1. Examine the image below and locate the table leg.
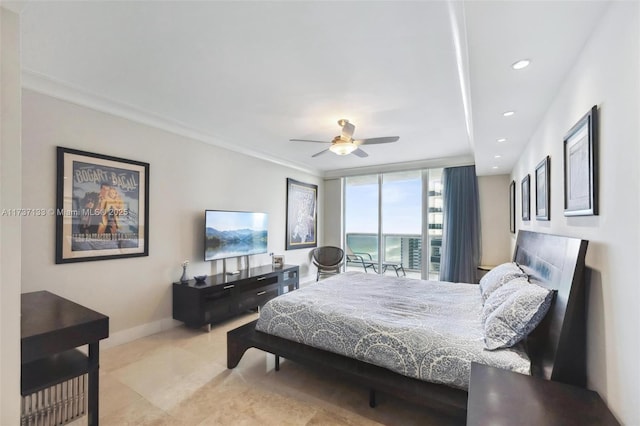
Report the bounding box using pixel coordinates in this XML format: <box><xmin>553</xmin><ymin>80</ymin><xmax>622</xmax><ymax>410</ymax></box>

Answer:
<box><xmin>88</xmin><ymin>342</ymin><xmax>99</xmax><ymax>426</ymax></box>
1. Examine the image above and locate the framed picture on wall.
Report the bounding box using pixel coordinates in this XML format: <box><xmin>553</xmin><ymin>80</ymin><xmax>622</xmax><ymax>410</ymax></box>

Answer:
<box><xmin>285</xmin><ymin>178</ymin><xmax>318</xmax><ymax>250</ymax></box>
<box><xmin>563</xmin><ymin>105</ymin><xmax>598</xmax><ymax>216</ymax></box>
<box><xmin>55</xmin><ymin>147</ymin><xmax>150</xmax><ymax>263</ymax></box>
<box><xmin>521</xmin><ymin>174</ymin><xmax>531</xmax><ymax>221</ymax></box>
<box><xmin>535</xmin><ymin>155</ymin><xmax>551</xmax><ymax>221</ymax></box>
<box><xmin>509</xmin><ymin>180</ymin><xmax>516</xmax><ymax>233</ymax></box>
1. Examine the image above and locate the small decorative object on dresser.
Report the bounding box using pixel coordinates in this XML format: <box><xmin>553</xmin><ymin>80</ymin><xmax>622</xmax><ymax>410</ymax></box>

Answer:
<box><xmin>272</xmin><ymin>255</ymin><xmax>284</xmax><ymax>268</ymax></box>
<box><xmin>194</xmin><ymin>275</ymin><xmax>207</xmax><ymax>284</ymax></box>
<box><xmin>180</xmin><ymin>260</ymin><xmax>189</xmax><ymax>283</ymax></box>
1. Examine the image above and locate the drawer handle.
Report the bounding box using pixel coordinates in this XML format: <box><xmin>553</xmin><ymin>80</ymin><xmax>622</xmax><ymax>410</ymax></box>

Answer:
<box><xmin>223</xmin><ymin>285</ymin><xmax>235</xmax><ymax>289</ymax></box>
<box><xmin>256</xmin><ymin>291</ymin><xmax>267</xmax><ymax>296</ymax></box>
<box><xmin>257</xmin><ymin>277</ymin><xmax>267</xmax><ymax>281</ymax></box>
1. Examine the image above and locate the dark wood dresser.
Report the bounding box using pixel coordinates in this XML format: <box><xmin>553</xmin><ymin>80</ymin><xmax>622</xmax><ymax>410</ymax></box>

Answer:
<box><xmin>467</xmin><ymin>363</ymin><xmax>620</xmax><ymax>426</ymax></box>
<box><xmin>173</xmin><ymin>264</ymin><xmax>299</xmax><ymax>329</ymax></box>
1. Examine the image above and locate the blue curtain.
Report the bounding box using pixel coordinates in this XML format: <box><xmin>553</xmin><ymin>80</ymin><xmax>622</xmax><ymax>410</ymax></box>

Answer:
<box><xmin>439</xmin><ymin>165</ymin><xmax>481</xmax><ymax>283</ymax></box>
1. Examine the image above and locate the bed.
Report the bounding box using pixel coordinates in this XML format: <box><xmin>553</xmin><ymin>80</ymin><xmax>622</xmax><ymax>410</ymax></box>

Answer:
<box><xmin>227</xmin><ymin>231</ymin><xmax>588</xmax><ymax>416</ymax></box>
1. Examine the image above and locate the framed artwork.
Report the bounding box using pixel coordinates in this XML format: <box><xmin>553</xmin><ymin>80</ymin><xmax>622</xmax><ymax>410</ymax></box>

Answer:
<box><xmin>56</xmin><ymin>147</ymin><xmax>149</xmax><ymax>263</ymax></box>
<box><xmin>563</xmin><ymin>105</ymin><xmax>598</xmax><ymax>216</ymax></box>
<box><xmin>535</xmin><ymin>156</ymin><xmax>551</xmax><ymax>221</ymax></box>
<box><xmin>521</xmin><ymin>174</ymin><xmax>530</xmax><ymax>221</ymax></box>
<box><xmin>509</xmin><ymin>180</ymin><xmax>516</xmax><ymax>233</ymax></box>
<box><xmin>285</xmin><ymin>178</ymin><xmax>318</xmax><ymax>250</ymax></box>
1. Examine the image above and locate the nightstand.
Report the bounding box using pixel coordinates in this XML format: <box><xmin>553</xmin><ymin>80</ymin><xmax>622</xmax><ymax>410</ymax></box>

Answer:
<box><xmin>467</xmin><ymin>363</ymin><xmax>619</xmax><ymax>425</ymax></box>
<box><xmin>476</xmin><ymin>265</ymin><xmax>494</xmax><ymax>283</ymax></box>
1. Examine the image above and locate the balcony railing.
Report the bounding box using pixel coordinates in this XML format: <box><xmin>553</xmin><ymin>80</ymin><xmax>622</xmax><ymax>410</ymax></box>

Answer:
<box><xmin>346</xmin><ymin>232</ymin><xmax>441</xmax><ymax>274</ymax></box>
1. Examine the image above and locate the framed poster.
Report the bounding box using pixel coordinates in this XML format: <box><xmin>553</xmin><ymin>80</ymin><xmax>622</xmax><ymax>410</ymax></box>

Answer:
<box><xmin>521</xmin><ymin>174</ymin><xmax>530</xmax><ymax>221</ymax></box>
<box><xmin>535</xmin><ymin>156</ymin><xmax>551</xmax><ymax>221</ymax></box>
<box><xmin>56</xmin><ymin>147</ymin><xmax>149</xmax><ymax>263</ymax></box>
<box><xmin>564</xmin><ymin>105</ymin><xmax>598</xmax><ymax>216</ymax></box>
<box><xmin>509</xmin><ymin>180</ymin><xmax>516</xmax><ymax>233</ymax></box>
<box><xmin>285</xmin><ymin>178</ymin><xmax>318</xmax><ymax>250</ymax></box>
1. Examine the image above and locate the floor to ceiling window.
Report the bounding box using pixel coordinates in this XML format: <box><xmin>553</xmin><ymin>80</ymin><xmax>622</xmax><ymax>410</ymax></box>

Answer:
<box><xmin>344</xmin><ymin>169</ymin><xmax>442</xmax><ymax>280</ymax></box>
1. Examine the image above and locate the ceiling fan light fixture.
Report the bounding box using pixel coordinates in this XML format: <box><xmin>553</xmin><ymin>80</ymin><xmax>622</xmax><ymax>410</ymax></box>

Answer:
<box><xmin>329</xmin><ymin>143</ymin><xmax>357</xmax><ymax>156</ymax></box>
<box><xmin>512</xmin><ymin>59</ymin><xmax>531</xmax><ymax>70</ymax></box>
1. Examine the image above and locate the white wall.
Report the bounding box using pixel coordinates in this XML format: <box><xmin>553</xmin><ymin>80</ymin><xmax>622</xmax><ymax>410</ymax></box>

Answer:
<box><xmin>510</xmin><ymin>3</ymin><xmax>639</xmax><ymax>423</ymax></box>
<box><xmin>0</xmin><ymin>7</ymin><xmax>22</xmax><ymax>424</ymax></box>
<box><xmin>21</xmin><ymin>90</ymin><xmax>322</xmax><ymax>341</ymax></box>
<box><xmin>477</xmin><ymin>174</ymin><xmax>511</xmax><ymax>266</ymax></box>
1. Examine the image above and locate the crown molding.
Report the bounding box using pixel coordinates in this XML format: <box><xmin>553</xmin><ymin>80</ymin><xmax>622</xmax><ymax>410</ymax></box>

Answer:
<box><xmin>21</xmin><ymin>69</ymin><xmax>322</xmax><ymax>177</ymax></box>
<box><xmin>1</xmin><ymin>1</ymin><xmax>29</xmax><ymax>15</ymax></box>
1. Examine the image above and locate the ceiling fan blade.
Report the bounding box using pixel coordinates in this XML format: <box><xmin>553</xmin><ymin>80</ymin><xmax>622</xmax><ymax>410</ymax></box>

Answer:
<box><xmin>290</xmin><ymin>139</ymin><xmax>330</xmax><ymax>143</ymax></box>
<box><xmin>355</xmin><ymin>136</ymin><xmax>400</xmax><ymax>145</ymax></box>
<box><xmin>352</xmin><ymin>148</ymin><xmax>368</xmax><ymax>158</ymax></box>
<box><xmin>311</xmin><ymin>148</ymin><xmax>330</xmax><ymax>157</ymax></box>
<box><xmin>340</xmin><ymin>121</ymin><xmax>355</xmax><ymax>139</ymax></box>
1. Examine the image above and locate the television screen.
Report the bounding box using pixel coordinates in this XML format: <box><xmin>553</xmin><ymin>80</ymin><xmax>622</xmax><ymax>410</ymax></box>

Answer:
<box><xmin>205</xmin><ymin>210</ymin><xmax>268</xmax><ymax>261</ymax></box>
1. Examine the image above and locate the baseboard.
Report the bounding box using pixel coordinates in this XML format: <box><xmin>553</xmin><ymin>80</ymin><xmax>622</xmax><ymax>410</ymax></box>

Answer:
<box><xmin>101</xmin><ymin>317</ymin><xmax>181</xmax><ymax>349</ymax></box>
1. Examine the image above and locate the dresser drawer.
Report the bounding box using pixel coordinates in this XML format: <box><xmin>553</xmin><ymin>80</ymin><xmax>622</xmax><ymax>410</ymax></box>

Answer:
<box><xmin>201</xmin><ymin>285</ymin><xmax>234</xmax><ymax>302</ymax></box>
<box><xmin>236</xmin><ymin>284</ymin><xmax>279</xmax><ymax>312</ymax></box>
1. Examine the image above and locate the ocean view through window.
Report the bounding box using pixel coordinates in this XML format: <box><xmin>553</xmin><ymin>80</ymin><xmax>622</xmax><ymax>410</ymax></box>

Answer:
<box><xmin>344</xmin><ymin>169</ymin><xmax>442</xmax><ymax>280</ymax></box>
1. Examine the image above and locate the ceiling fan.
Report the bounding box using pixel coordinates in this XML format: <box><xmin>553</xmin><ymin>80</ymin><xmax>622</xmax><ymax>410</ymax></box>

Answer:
<box><xmin>290</xmin><ymin>119</ymin><xmax>399</xmax><ymax>157</ymax></box>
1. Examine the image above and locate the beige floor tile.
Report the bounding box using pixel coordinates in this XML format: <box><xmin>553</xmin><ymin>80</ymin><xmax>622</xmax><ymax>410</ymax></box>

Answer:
<box><xmin>99</xmin><ymin>372</ymin><xmax>144</xmax><ymax>418</ymax></box>
<box><xmin>112</xmin><ymin>346</ymin><xmax>227</xmax><ymax>411</ymax></box>
<box><xmin>93</xmin><ymin>316</ymin><xmax>464</xmax><ymax>426</ymax></box>
<box><xmin>100</xmin><ymin>397</ymin><xmax>173</xmax><ymax>426</ymax></box>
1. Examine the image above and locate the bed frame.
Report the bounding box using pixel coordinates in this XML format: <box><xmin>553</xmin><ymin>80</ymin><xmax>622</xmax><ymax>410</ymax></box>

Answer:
<box><xmin>227</xmin><ymin>230</ymin><xmax>588</xmax><ymax>417</ymax></box>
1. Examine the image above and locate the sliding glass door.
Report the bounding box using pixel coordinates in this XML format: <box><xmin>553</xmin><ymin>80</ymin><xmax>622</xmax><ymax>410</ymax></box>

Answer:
<box><xmin>344</xmin><ymin>175</ymin><xmax>380</xmax><ymax>271</ymax></box>
<box><xmin>344</xmin><ymin>169</ymin><xmax>442</xmax><ymax>280</ymax></box>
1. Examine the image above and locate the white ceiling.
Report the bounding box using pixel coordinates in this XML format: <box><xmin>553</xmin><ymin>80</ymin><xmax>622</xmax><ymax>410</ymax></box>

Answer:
<box><xmin>16</xmin><ymin>1</ymin><xmax>610</xmax><ymax>177</ymax></box>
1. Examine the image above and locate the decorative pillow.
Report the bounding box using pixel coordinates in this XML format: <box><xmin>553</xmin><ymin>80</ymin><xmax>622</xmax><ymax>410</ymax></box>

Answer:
<box><xmin>481</xmin><ymin>277</ymin><xmax>529</xmax><ymax>324</ymax></box>
<box><xmin>479</xmin><ymin>262</ymin><xmax>528</xmax><ymax>302</ymax></box>
<box><xmin>483</xmin><ymin>280</ymin><xmax>555</xmax><ymax>350</ymax></box>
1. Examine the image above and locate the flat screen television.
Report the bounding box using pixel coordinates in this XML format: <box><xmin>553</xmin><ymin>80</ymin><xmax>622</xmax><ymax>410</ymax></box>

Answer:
<box><xmin>204</xmin><ymin>210</ymin><xmax>268</xmax><ymax>261</ymax></box>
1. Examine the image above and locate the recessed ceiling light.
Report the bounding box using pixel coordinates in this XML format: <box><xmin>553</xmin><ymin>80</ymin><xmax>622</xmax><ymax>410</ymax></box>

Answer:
<box><xmin>512</xmin><ymin>59</ymin><xmax>531</xmax><ymax>70</ymax></box>
<box><xmin>494</xmin><ymin>155</ymin><xmax>502</xmax><ymax>159</ymax></box>
<box><xmin>503</xmin><ymin>111</ymin><xmax>515</xmax><ymax>117</ymax></box>
<box><xmin>492</xmin><ymin>166</ymin><xmax>499</xmax><ymax>169</ymax></box>
<box><xmin>497</xmin><ymin>138</ymin><xmax>507</xmax><ymax>143</ymax></box>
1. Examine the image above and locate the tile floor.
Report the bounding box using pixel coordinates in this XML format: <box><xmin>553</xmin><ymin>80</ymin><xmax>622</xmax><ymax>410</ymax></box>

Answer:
<box><xmin>73</xmin><ymin>313</ymin><xmax>465</xmax><ymax>425</ymax></box>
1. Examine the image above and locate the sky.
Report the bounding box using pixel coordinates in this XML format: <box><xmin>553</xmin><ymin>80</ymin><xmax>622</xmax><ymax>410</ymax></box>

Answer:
<box><xmin>345</xmin><ymin>178</ymin><xmax>422</xmax><ymax>235</ymax></box>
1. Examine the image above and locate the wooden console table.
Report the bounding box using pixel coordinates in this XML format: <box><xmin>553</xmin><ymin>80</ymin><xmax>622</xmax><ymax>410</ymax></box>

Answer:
<box><xmin>21</xmin><ymin>291</ymin><xmax>109</xmax><ymax>426</ymax></box>
<box><xmin>467</xmin><ymin>363</ymin><xmax>619</xmax><ymax>425</ymax></box>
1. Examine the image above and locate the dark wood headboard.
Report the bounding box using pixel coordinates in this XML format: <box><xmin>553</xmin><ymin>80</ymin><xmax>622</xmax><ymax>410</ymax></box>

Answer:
<box><xmin>512</xmin><ymin>230</ymin><xmax>588</xmax><ymax>387</ymax></box>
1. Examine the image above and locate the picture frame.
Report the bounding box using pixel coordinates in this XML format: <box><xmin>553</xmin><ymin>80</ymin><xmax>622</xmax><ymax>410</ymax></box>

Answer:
<box><xmin>509</xmin><ymin>180</ymin><xmax>516</xmax><ymax>233</ymax></box>
<box><xmin>272</xmin><ymin>255</ymin><xmax>285</xmax><ymax>268</ymax></box>
<box><xmin>285</xmin><ymin>178</ymin><xmax>318</xmax><ymax>250</ymax></box>
<box><xmin>521</xmin><ymin>174</ymin><xmax>530</xmax><ymax>221</ymax></box>
<box><xmin>535</xmin><ymin>156</ymin><xmax>551</xmax><ymax>221</ymax></box>
<box><xmin>56</xmin><ymin>147</ymin><xmax>150</xmax><ymax>263</ymax></box>
<box><xmin>563</xmin><ymin>105</ymin><xmax>598</xmax><ymax>216</ymax></box>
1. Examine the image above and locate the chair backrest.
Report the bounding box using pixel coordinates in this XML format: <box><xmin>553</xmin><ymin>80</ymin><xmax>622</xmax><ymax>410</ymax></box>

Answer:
<box><xmin>312</xmin><ymin>246</ymin><xmax>344</xmax><ymax>267</ymax></box>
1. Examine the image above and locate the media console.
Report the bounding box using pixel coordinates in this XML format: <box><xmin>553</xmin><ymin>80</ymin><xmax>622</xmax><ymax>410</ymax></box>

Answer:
<box><xmin>172</xmin><ymin>264</ymin><xmax>299</xmax><ymax>329</ymax></box>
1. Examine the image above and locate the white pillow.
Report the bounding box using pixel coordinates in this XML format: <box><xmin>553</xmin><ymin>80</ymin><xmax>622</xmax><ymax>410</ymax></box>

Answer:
<box><xmin>483</xmin><ymin>279</ymin><xmax>555</xmax><ymax>350</ymax></box>
<box><xmin>479</xmin><ymin>262</ymin><xmax>527</xmax><ymax>302</ymax></box>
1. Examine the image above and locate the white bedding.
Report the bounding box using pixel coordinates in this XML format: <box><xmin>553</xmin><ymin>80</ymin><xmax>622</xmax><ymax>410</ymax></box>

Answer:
<box><xmin>256</xmin><ymin>272</ymin><xmax>531</xmax><ymax>390</ymax></box>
